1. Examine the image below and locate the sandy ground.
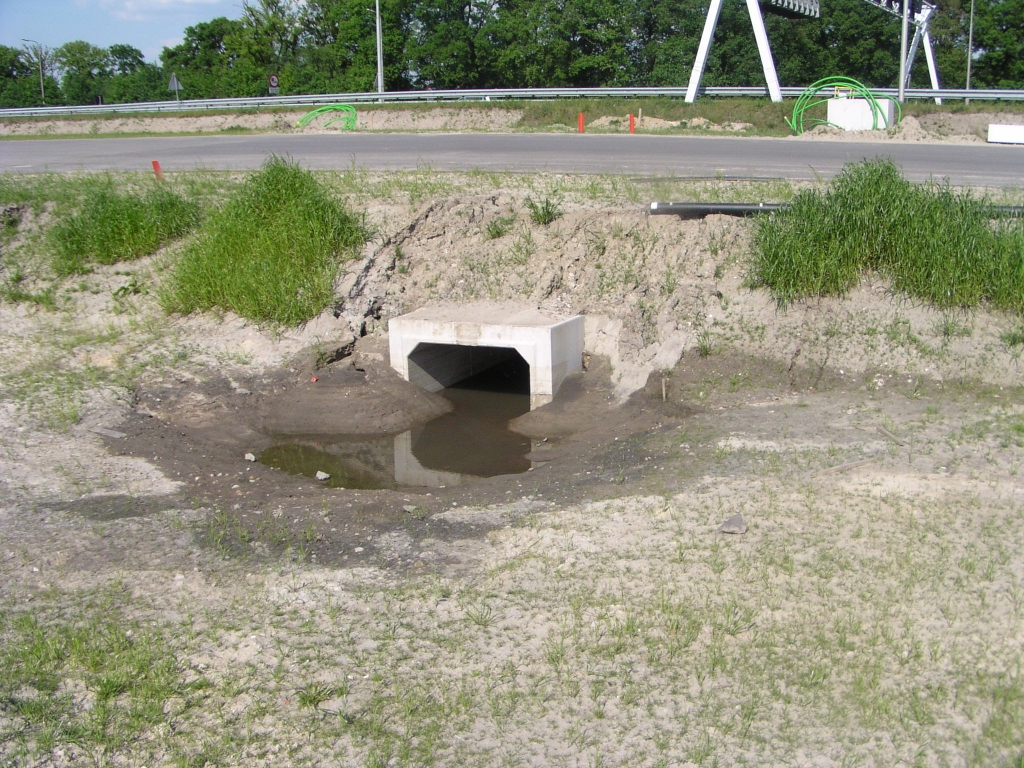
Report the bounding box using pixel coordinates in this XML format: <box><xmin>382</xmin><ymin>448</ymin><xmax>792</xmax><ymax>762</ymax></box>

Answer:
<box><xmin>1</xmin><ymin>105</ymin><xmax>1016</xmax><ymax>144</ymax></box>
<box><xmin>1</xmin><ymin>171</ymin><xmax>1023</xmax><ymax>766</ymax></box>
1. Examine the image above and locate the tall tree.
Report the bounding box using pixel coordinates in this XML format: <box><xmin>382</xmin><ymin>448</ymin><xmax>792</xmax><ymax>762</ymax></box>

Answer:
<box><xmin>161</xmin><ymin>17</ymin><xmax>246</xmax><ymax>98</ymax></box>
<box><xmin>406</xmin><ymin>0</ymin><xmax>494</xmax><ymax>88</ymax></box>
<box><xmin>972</xmin><ymin>0</ymin><xmax>1024</xmax><ymax>86</ymax></box>
<box><xmin>108</xmin><ymin>44</ymin><xmax>145</xmax><ymax>76</ymax></box>
<box><xmin>291</xmin><ymin>0</ymin><xmax>411</xmax><ymax>93</ymax></box>
<box><xmin>54</xmin><ymin>41</ymin><xmax>110</xmax><ymax>104</ymax></box>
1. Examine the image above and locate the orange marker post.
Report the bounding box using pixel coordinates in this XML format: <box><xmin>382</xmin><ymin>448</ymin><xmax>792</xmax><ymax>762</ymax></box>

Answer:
<box><xmin>152</xmin><ymin>160</ymin><xmax>163</xmax><ymax>181</ymax></box>
<box><xmin>578</xmin><ymin>113</ymin><xmax>585</xmax><ymax>133</ymax></box>
<box><xmin>629</xmin><ymin>113</ymin><xmax>635</xmax><ymax>133</ymax></box>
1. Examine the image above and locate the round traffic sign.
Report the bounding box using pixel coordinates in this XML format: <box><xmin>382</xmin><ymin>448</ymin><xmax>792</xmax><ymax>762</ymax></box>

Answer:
<box><xmin>269</xmin><ymin>74</ymin><xmax>280</xmax><ymax>88</ymax></box>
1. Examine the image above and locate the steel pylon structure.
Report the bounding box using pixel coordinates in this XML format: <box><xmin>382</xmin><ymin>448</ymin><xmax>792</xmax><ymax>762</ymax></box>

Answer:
<box><xmin>684</xmin><ymin>0</ymin><xmax>942</xmax><ymax>103</ymax></box>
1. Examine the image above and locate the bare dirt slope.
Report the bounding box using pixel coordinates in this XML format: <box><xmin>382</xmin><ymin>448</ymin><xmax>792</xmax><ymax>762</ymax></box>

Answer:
<box><xmin>1</xmin><ymin>105</ymin><xmax>1015</xmax><ymax>143</ymax></box>
<box><xmin>1</xmin><ymin>172</ymin><xmax>1023</xmax><ymax>766</ymax></box>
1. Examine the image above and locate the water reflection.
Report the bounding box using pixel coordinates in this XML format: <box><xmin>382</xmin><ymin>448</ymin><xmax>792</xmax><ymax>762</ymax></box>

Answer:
<box><xmin>261</xmin><ymin>356</ymin><xmax>535</xmax><ymax>488</ymax></box>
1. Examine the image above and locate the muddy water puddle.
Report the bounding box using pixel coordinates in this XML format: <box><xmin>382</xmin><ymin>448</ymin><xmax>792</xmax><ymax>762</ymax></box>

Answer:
<box><xmin>261</xmin><ymin>364</ymin><xmax>535</xmax><ymax>488</ymax></box>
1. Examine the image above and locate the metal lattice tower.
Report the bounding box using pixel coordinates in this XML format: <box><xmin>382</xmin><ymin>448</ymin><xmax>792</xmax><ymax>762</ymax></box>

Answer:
<box><xmin>684</xmin><ymin>0</ymin><xmax>941</xmax><ymax>103</ymax></box>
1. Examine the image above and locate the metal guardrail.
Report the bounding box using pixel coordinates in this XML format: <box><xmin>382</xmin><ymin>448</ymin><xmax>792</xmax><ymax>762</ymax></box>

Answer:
<box><xmin>1</xmin><ymin>86</ymin><xmax>1023</xmax><ymax>119</ymax></box>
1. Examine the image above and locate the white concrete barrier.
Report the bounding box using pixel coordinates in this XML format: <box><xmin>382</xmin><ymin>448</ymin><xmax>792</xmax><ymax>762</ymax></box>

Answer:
<box><xmin>987</xmin><ymin>124</ymin><xmax>1024</xmax><ymax>144</ymax></box>
<box><xmin>389</xmin><ymin>305</ymin><xmax>584</xmax><ymax>409</ymax></box>
<box><xmin>826</xmin><ymin>98</ymin><xmax>895</xmax><ymax>131</ymax></box>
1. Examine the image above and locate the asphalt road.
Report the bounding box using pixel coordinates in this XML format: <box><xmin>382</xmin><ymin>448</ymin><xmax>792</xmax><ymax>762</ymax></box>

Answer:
<box><xmin>2</xmin><ymin>133</ymin><xmax>1022</xmax><ymax>185</ymax></box>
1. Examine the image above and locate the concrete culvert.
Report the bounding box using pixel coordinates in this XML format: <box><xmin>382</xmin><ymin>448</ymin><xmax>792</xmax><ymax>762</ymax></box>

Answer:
<box><xmin>389</xmin><ymin>304</ymin><xmax>584</xmax><ymax>409</ymax></box>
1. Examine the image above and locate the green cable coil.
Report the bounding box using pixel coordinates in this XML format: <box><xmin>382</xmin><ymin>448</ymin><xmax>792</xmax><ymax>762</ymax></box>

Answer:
<box><xmin>786</xmin><ymin>77</ymin><xmax>901</xmax><ymax>135</ymax></box>
<box><xmin>295</xmin><ymin>104</ymin><xmax>358</xmax><ymax>130</ymax></box>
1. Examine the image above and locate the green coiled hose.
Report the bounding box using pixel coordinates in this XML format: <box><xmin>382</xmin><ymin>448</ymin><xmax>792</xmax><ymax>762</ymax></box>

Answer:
<box><xmin>786</xmin><ymin>76</ymin><xmax>901</xmax><ymax>135</ymax></box>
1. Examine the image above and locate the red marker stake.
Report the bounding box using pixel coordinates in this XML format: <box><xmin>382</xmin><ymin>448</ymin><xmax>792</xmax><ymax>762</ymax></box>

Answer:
<box><xmin>152</xmin><ymin>160</ymin><xmax>163</xmax><ymax>181</ymax></box>
<box><xmin>578</xmin><ymin>113</ymin><xmax>585</xmax><ymax>133</ymax></box>
<box><xmin>629</xmin><ymin>113</ymin><xmax>635</xmax><ymax>133</ymax></box>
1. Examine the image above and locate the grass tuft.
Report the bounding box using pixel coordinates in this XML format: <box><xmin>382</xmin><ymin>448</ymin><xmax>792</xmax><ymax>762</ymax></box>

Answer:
<box><xmin>0</xmin><ymin>599</ymin><xmax>184</xmax><ymax>759</ymax></box>
<box><xmin>750</xmin><ymin>159</ymin><xmax>1024</xmax><ymax>313</ymax></box>
<box><xmin>161</xmin><ymin>157</ymin><xmax>366</xmax><ymax>325</ymax></box>
<box><xmin>1001</xmin><ymin>327</ymin><xmax>1024</xmax><ymax>347</ymax></box>
<box><xmin>49</xmin><ymin>182</ymin><xmax>198</xmax><ymax>276</ymax></box>
<box><xmin>525</xmin><ymin>195</ymin><xmax>563</xmax><ymax>226</ymax></box>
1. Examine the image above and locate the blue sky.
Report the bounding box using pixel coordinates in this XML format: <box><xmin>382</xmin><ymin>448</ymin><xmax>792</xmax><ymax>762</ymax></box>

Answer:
<box><xmin>0</xmin><ymin>0</ymin><xmax>246</xmax><ymax>64</ymax></box>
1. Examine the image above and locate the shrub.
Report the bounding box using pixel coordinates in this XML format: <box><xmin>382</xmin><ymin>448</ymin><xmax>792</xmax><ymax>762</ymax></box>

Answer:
<box><xmin>161</xmin><ymin>157</ymin><xmax>367</xmax><ymax>325</ymax></box>
<box><xmin>749</xmin><ymin>159</ymin><xmax>1024</xmax><ymax>313</ymax></box>
<box><xmin>49</xmin><ymin>183</ymin><xmax>198</xmax><ymax>276</ymax></box>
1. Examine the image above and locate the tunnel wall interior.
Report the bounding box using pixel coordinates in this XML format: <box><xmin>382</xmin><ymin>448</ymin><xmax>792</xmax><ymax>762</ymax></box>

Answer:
<box><xmin>407</xmin><ymin>343</ymin><xmax>524</xmax><ymax>393</ymax></box>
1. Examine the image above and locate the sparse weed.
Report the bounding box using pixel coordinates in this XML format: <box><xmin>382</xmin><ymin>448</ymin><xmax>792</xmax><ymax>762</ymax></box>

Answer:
<box><xmin>525</xmin><ymin>195</ymin><xmax>563</xmax><ymax>225</ymax></box>
<box><xmin>696</xmin><ymin>328</ymin><xmax>714</xmax><ymax>357</ymax></box>
<box><xmin>485</xmin><ymin>214</ymin><xmax>515</xmax><ymax>239</ymax></box>
<box><xmin>1001</xmin><ymin>327</ymin><xmax>1024</xmax><ymax>348</ymax></box>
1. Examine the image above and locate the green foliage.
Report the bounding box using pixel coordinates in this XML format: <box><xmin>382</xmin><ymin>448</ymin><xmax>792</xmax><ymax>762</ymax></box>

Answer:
<box><xmin>161</xmin><ymin>157</ymin><xmax>367</xmax><ymax>325</ymax></box>
<box><xmin>54</xmin><ymin>40</ymin><xmax>111</xmax><ymax>105</ymax></box>
<box><xmin>0</xmin><ymin>600</ymin><xmax>185</xmax><ymax>758</ymax></box>
<box><xmin>4</xmin><ymin>0</ymin><xmax>1024</xmax><ymax>109</ymax></box>
<box><xmin>1001</xmin><ymin>327</ymin><xmax>1024</xmax><ymax>348</ymax></box>
<box><xmin>49</xmin><ymin>182</ymin><xmax>199</xmax><ymax>276</ymax></box>
<box><xmin>750</xmin><ymin>159</ymin><xmax>1024</xmax><ymax>313</ymax></box>
<box><xmin>485</xmin><ymin>214</ymin><xmax>516</xmax><ymax>239</ymax></box>
<box><xmin>525</xmin><ymin>195</ymin><xmax>563</xmax><ymax>225</ymax></box>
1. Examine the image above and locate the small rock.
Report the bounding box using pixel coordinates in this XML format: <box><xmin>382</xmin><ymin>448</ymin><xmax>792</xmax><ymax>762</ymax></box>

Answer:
<box><xmin>236</xmin><ymin>388</ymin><xmax>251</xmax><ymax>396</ymax></box>
<box><xmin>403</xmin><ymin>505</ymin><xmax>417</xmax><ymax>513</ymax></box>
<box><xmin>717</xmin><ymin>513</ymin><xmax>747</xmax><ymax>534</ymax></box>
<box><xmin>354</xmin><ymin>547</ymin><xmax>364</xmax><ymax>553</ymax></box>
<box><xmin>315</xmin><ymin>471</ymin><xmax>330</xmax><ymax>481</ymax></box>
<box><xmin>244</xmin><ymin>453</ymin><xmax>257</xmax><ymax>462</ymax></box>
<box><xmin>90</xmin><ymin>427</ymin><xmax>127</xmax><ymax>439</ymax></box>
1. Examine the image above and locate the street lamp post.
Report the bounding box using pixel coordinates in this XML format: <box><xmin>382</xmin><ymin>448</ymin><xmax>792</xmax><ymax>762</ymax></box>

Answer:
<box><xmin>21</xmin><ymin>38</ymin><xmax>44</xmax><ymax>105</ymax></box>
<box><xmin>897</xmin><ymin>0</ymin><xmax>910</xmax><ymax>103</ymax></box>
<box><xmin>965</xmin><ymin>0</ymin><xmax>976</xmax><ymax>103</ymax></box>
<box><xmin>374</xmin><ymin>0</ymin><xmax>384</xmax><ymax>94</ymax></box>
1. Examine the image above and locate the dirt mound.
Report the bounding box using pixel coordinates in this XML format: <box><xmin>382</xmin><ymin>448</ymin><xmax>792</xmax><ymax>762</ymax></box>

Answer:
<box><xmin>795</xmin><ymin>111</ymin><xmax>1003</xmax><ymax>143</ymax></box>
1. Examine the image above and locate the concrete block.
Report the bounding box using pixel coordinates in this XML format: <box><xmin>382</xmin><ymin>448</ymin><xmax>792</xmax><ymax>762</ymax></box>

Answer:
<box><xmin>389</xmin><ymin>305</ymin><xmax>584</xmax><ymax>409</ymax></box>
<box><xmin>826</xmin><ymin>98</ymin><xmax>895</xmax><ymax>132</ymax></box>
<box><xmin>988</xmin><ymin>124</ymin><xmax>1024</xmax><ymax>145</ymax></box>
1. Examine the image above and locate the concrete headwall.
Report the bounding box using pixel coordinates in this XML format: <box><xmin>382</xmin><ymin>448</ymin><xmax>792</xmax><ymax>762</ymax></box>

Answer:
<box><xmin>389</xmin><ymin>306</ymin><xmax>585</xmax><ymax>409</ymax></box>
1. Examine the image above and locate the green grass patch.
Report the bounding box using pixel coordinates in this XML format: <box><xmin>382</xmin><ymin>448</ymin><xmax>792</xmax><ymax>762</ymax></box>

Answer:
<box><xmin>750</xmin><ymin>159</ymin><xmax>1024</xmax><ymax>312</ymax></box>
<box><xmin>49</xmin><ymin>181</ymin><xmax>198</xmax><ymax>276</ymax></box>
<box><xmin>161</xmin><ymin>157</ymin><xmax>367</xmax><ymax>325</ymax></box>
<box><xmin>0</xmin><ymin>596</ymin><xmax>188</xmax><ymax>761</ymax></box>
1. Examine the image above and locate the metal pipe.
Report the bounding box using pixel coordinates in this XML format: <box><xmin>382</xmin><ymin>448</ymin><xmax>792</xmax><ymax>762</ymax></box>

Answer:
<box><xmin>649</xmin><ymin>202</ymin><xmax>1024</xmax><ymax>219</ymax></box>
<box><xmin>649</xmin><ymin>202</ymin><xmax>786</xmax><ymax>218</ymax></box>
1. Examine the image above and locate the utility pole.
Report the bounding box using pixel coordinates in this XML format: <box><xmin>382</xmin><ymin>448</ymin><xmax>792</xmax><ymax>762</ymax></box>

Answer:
<box><xmin>375</xmin><ymin>0</ymin><xmax>384</xmax><ymax>94</ymax></box>
<box><xmin>21</xmin><ymin>39</ymin><xmax>44</xmax><ymax>105</ymax></box>
<box><xmin>898</xmin><ymin>0</ymin><xmax>910</xmax><ymax>102</ymax></box>
<box><xmin>965</xmin><ymin>0</ymin><xmax>975</xmax><ymax>102</ymax></box>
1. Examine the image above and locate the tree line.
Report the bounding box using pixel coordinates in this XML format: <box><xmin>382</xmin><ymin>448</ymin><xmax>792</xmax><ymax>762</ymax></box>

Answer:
<box><xmin>2</xmin><ymin>0</ymin><xmax>1022</xmax><ymax>108</ymax></box>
